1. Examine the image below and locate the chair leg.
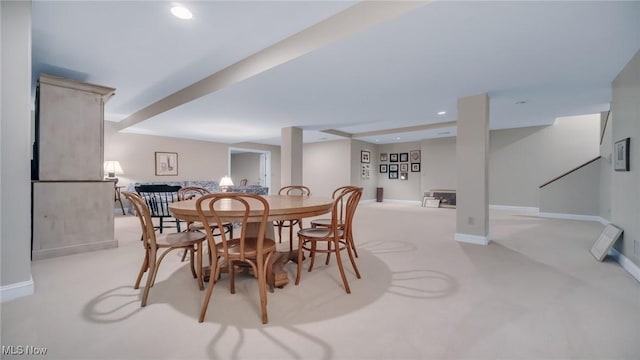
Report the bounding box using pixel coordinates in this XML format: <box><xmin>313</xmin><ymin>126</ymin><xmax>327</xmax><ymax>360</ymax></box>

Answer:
<box><xmin>277</xmin><ymin>221</ymin><xmax>283</xmax><ymax>243</ymax></box>
<box><xmin>159</xmin><ymin>218</ymin><xmax>164</xmax><ymax>234</ymax></box>
<box><xmin>348</xmin><ymin>229</ymin><xmax>359</xmax><ymax>258</ymax></box>
<box><xmin>288</xmin><ymin>223</ymin><xmax>294</xmax><ymax>252</ymax></box>
<box><xmin>141</xmin><ymin>251</ymin><xmax>158</xmax><ymax>307</ymax></box>
<box><xmin>196</xmin><ymin>243</ymin><xmax>204</xmax><ymax>290</ymax></box>
<box><xmin>135</xmin><ymin>251</ymin><xmax>149</xmax><ymax>289</ymax></box>
<box><xmin>229</xmin><ymin>261</ymin><xmax>236</xmax><ymax>294</ymax></box>
<box><xmin>189</xmin><ymin>248</ymin><xmax>197</xmax><ymax>279</ymax></box>
<box><xmin>257</xmin><ymin>256</ymin><xmax>270</xmax><ymax>324</ymax></box>
<box><xmin>308</xmin><ymin>241</ymin><xmax>317</xmax><ymax>272</ymax></box>
<box><xmin>333</xmin><ymin>238</ymin><xmax>351</xmax><ymax>294</ymax></box>
<box><xmin>198</xmin><ymin>269</ymin><xmax>217</xmax><ymax>322</ymax></box>
<box><xmin>295</xmin><ymin>237</ymin><xmax>305</xmax><ymax>285</ymax></box>
<box><xmin>345</xmin><ymin>239</ymin><xmax>361</xmax><ymax>279</ymax></box>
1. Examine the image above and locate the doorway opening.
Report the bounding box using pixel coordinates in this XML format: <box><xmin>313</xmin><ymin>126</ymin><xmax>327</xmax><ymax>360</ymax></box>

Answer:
<box><xmin>229</xmin><ymin>147</ymin><xmax>271</xmax><ymax>192</ymax></box>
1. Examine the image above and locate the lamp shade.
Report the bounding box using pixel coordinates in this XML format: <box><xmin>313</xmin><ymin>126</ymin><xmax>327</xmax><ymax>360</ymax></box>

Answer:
<box><xmin>103</xmin><ymin>161</ymin><xmax>123</xmax><ymax>176</ymax></box>
<box><xmin>219</xmin><ymin>176</ymin><xmax>234</xmax><ymax>187</ymax></box>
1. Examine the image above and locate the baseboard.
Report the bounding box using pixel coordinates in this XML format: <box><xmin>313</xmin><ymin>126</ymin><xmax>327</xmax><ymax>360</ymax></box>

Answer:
<box><xmin>455</xmin><ymin>233</ymin><xmax>491</xmax><ymax>245</ymax></box>
<box><xmin>609</xmin><ymin>248</ymin><xmax>640</xmax><ymax>283</ymax></box>
<box><xmin>32</xmin><ymin>240</ymin><xmax>118</xmax><ymax>261</ymax></box>
<box><xmin>380</xmin><ymin>199</ymin><xmax>423</xmax><ymax>206</ymax></box>
<box><xmin>0</xmin><ymin>276</ymin><xmax>34</xmax><ymax>303</ymax></box>
<box><xmin>539</xmin><ymin>212</ymin><xmax>605</xmax><ymax>223</ymax></box>
<box><xmin>490</xmin><ymin>205</ymin><xmax>539</xmax><ymax>214</ymax></box>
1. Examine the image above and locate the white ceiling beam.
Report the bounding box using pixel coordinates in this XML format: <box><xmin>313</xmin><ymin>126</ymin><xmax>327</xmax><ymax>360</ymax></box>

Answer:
<box><xmin>116</xmin><ymin>0</ymin><xmax>430</xmax><ymax>130</ymax></box>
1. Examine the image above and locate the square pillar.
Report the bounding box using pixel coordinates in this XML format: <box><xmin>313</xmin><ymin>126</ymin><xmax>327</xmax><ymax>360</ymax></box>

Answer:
<box><xmin>455</xmin><ymin>93</ymin><xmax>490</xmax><ymax>245</ymax></box>
<box><xmin>281</xmin><ymin>127</ymin><xmax>303</xmax><ymax>186</ymax></box>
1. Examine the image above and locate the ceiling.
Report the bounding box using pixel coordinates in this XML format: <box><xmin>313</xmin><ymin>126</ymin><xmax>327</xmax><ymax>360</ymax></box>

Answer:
<box><xmin>32</xmin><ymin>1</ymin><xmax>640</xmax><ymax>146</ymax></box>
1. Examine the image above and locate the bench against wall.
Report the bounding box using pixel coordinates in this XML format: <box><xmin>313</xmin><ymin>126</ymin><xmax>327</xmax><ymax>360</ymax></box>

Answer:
<box><xmin>122</xmin><ymin>181</ymin><xmax>269</xmax><ymax>214</ymax></box>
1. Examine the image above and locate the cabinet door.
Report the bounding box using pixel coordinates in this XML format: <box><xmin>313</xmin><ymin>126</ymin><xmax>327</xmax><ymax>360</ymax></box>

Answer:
<box><xmin>38</xmin><ymin>83</ymin><xmax>104</xmax><ymax>180</ymax></box>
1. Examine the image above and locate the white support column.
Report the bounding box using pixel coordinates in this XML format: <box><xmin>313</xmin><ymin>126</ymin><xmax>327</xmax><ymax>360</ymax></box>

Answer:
<box><xmin>455</xmin><ymin>93</ymin><xmax>490</xmax><ymax>245</ymax></box>
<box><xmin>281</xmin><ymin>127</ymin><xmax>303</xmax><ymax>187</ymax></box>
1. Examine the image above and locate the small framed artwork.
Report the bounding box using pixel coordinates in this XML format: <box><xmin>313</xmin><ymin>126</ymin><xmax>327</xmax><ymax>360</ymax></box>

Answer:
<box><xmin>389</xmin><ymin>171</ymin><xmax>398</xmax><ymax>179</ymax></box>
<box><xmin>400</xmin><ymin>172</ymin><xmax>408</xmax><ymax>180</ymax></box>
<box><xmin>380</xmin><ymin>153</ymin><xmax>388</xmax><ymax>162</ymax></box>
<box><xmin>389</xmin><ymin>164</ymin><xmax>399</xmax><ymax>172</ymax></box>
<box><xmin>410</xmin><ymin>150</ymin><xmax>421</xmax><ymax>162</ymax></box>
<box><xmin>389</xmin><ymin>153</ymin><xmax>399</xmax><ymax>162</ymax></box>
<box><xmin>614</xmin><ymin>138</ymin><xmax>630</xmax><ymax>171</ymax></box>
<box><xmin>399</xmin><ymin>152</ymin><xmax>409</xmax><ymax>162</ymax></box>
<box><xmin>411</xmin><ymin>163</ymin><xmax>421</xmax><ymax>172</ymax></box>
<box><xmin>590</xmin><ymin>224</ymin><xmax>623</xmax><ymax>261</ymax></box>
<box><xmin>155</xmin><ymin>152</ymin><xmax>178</xmax><ymax>176</ymax></box>
<box><xmin>380</xmin><ymin>164</ymin><xmax>388</xmax><ymax>173</ymax></box>
<box><xmin>361</xmin><ymin>164</ymin><xmax>371</xmax><ymax>179</ymax></box>
<box><xmin>361</xmin><ymin>150</ymin><xmax>371</xmax><ymax>164</ymax></box>
<box><xmin>400</xmin><ymin>163</ymin><xmax>409</xmax><ymax>172</ymax></box>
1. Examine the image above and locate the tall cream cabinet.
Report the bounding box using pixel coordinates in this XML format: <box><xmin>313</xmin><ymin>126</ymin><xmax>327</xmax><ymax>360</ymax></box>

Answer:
<box><xmin>31</xmin><ymin>74</ymin><xmax>117</xmax><ymax>260</ymax></box>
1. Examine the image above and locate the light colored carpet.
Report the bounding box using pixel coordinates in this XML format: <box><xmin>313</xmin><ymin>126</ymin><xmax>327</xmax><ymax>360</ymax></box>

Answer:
<box><xmin>1</xmin><ymin>202</ymin><xmax>639</xmax><ymax>359</ymax></box>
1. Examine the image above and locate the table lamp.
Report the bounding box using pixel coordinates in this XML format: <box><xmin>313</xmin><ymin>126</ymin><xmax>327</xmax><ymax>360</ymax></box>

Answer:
<box><xmin>219</xmin><ymin>176</ymin><xmax>234</xmax><ymax>192</ymax></box>
<box><xmin>104</xmin><ymin>160</ymin><xmax>123</xmax><ymax>184</ymax></box>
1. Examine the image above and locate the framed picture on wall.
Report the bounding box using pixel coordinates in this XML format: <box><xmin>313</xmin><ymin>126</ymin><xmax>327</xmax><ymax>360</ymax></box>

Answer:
<box><xmin>389</xmin><ymin>164</ymin><xmax>398</xmax><ymax>172</ymax></box>
<box><xmin>361</xmin><ymin>150</ymin><xmax>371</xmax><ymax>164</ymax></box>
<box><xmin>380</xmin><ymin>164</ymin><xmax>388</xmax><ymax>173</ymax></box>
<box><xmin>380</xmin><ymin>153</ymin><xmax>388</xmax><ymax>162</ymax></box>
<box><xmin>400</xmin><ymin>163</ymin><xmax>409</xmax><ymax>172</ymax></box>
<box><xmin>155</xmin><ymin>152</ymin><xmax>178</xmax><ymax>176</ymax></box>
<box><xmin>389</xmin><ymin>171</ymin><xmax>398</xmax><ymax>179</ymax></box>
<box><xmin>410</xmin><ymin>150</ymin><xmax>421</xmax><ymax>162</ymax></box>
<box><xmin>399</xmin><ymin>152</ymin><xmax>409</xmax><ymax>162</ymax></box>
<box><xmin>614</xmin><ymin>138</ymin><xmax>630</xmax><ymax>171</ymax></box>
<box><xmin>411</xmin><ymin>163</ymin><xmax>421</xmax><ymax>172</ymax></box>
<box><xmin>389</xmin><ymin>153</ymin><xmax>399</xmax><ymax>162</ymax></box>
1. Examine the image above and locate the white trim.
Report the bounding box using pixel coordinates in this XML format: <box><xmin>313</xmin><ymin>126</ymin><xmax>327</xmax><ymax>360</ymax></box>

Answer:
<box><xmin>609</xmin><ymin>248</ymin><xmax>640</xmax><ymax>283</ymax></box>
<box><xmin>489</xmin><ymin>205</ymin><xmax>539</xmax><ymax>214</ymax></box>
<box><xmin>0</xmin><ymin>276</ymin><xmax>34</xmax><ymax>303</ymax></box>
<box><xmin>539</xmin><ymin>212</ymin><xmax>604</xmax><ymax>223</ymax></box>
<box><xmin>455</xmin><ymin>233</ymin><xmax>490</xmax><ymax>245</ymax></box>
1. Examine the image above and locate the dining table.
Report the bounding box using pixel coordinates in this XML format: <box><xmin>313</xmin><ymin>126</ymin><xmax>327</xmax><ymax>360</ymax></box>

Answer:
<box><xmin>168</xmin><ymin>194</ymin><xmax>334</xmax><ymax>288</ymax></box>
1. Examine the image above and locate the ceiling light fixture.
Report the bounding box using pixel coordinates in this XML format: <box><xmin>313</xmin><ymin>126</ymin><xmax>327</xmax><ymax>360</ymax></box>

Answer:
<box><xmin>437</xmin><ymin>111</ymin><xmax>446</xmax><ymax>115</ymax></box>
<box><xmin>171</xmin><ymin>5</ymin><xmax>193</xmax><ymax>20</ymax></box>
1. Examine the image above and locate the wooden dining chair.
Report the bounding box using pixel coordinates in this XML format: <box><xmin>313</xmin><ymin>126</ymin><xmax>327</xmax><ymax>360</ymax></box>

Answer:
<box><xmin>274</xmin><ymin>185</ymin><xmax>311</xmax><ymax>251</ymax></box>
<box><xmin>295</xmin><ymin>187</ymin><xmax>362</xmax><ymax>293</ymax></box>
<box><xmin>177</xmin><ymin>186</ymin><xmax>233</xmax><ymax>263</ymax></box>
<box><xmin>123</xmin><ymin>192</ymin><xmax>207</xmax><ymax>307</ymax></box>
<box><xmin>310</xmin><ymin>185</ymin><xmax>360</xmax><ymax>262</ymax></box>
<box><xmin>196</xmin><ymin>193</ymin><xmax>276</xmax><ymax>324</ymax></box>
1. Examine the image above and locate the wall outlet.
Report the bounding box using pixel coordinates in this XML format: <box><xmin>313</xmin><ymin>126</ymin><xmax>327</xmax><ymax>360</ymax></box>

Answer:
<box><xmin>468</xmin><ymin>216</ymin><xmax>475</xmax><ymax>225</ymax></box>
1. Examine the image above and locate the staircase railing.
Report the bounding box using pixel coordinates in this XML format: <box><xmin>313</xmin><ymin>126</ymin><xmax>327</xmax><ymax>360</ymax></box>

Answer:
<box><xmin>539</xmin><ymin>157</ymin><xmax>601</xmax><ymax>189</ymax></box>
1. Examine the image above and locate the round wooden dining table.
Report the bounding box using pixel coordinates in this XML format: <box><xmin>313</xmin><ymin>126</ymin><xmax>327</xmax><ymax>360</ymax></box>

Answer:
<box><xmin>169</xmin><ymin>194</ymin><xmax>334</xmax><ymax>288</ymax></box>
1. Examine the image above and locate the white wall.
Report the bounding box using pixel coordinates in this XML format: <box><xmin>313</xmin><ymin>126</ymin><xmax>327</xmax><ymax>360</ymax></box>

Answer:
<box><xmin>105</xmin><ymin>122</ymin><xmax>229</xmax><ymax>187</ymax></box>
<box><xmin>420</xmin><ymin>137</ymin><xmax>457</xmax><ymax>194</ymax></box>
<box><xmin>599</xmin><ymin>112</ymin><xmax>613</xmax><ymax>220</ymax></box>
<box><xmin>539</xmin><ymin>159</ymin><xmax>601</xmax><ymax>216</ymax></box>
<box><xmin>490</xmin><ymin>115</ymin><xmax>600</xmax><ymax>207</ymax></box>
<box><xmin>303</xmin><ymin>139</ymin><xmax>351</xmax><ymax>197</ymax></box>
<box><xmin>230</xmin><ymin>152</ymin><xmax>261</xmax><ymax>186</ymax></box>
<box><xmin>610</xmin><ymin>50</ymin><xmax>640</xmax><ymax>266</ymax></box>
<box><xmin>1</xmin><ymin>0</ymin><xmax>33</xmax><ymax>298</ymax></box>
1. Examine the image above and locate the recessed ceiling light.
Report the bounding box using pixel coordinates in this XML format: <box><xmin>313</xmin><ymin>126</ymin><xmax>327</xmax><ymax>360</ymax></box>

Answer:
<box><xmin>396</xmin><ymin>137</ymin><xmax>401</xmax><ymax>140</ymax></box>
<box><xmin>171</xmin><ymin>5</ymin><xmax>193</xmax><ymax>20</ymax></box>
<box><xmin>437</xmin><ymin>111</ymin><xmax>446</xmax><ymax>115</ymax></box>
<box><xmin>375</xmin><ymin>139</ymin><xmax>379</xmax><ymax>142</ymax></box>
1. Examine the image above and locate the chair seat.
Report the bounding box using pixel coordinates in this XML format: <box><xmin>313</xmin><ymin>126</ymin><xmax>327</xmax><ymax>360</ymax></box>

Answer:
<box><xmin>298</xmin><ymin>227</ymin><xmax>344</xmax><ymax>239</ymax></box>
<box><xmin>188</xmin><ymin>222</ymin><xmax>231</xmax><ymax>232</ymax></box>
<box><xmin>217</xmin><ymin>237</ymin><xmax>277</xmax><ymax>257</ymax></box>
<box><xmin>158</xmin><ymin>231</ymin><xmax>206</xmax><ymax>248</ymax></box>
<box><xmin>311</xmin><ymin>218</ymin><xmax>345</xmax><ymax>229</ymax></box>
